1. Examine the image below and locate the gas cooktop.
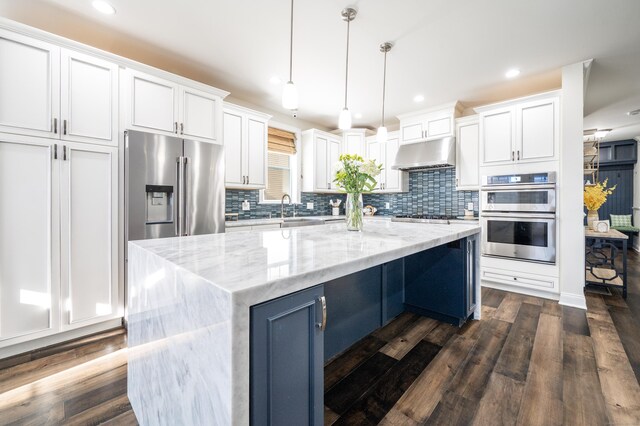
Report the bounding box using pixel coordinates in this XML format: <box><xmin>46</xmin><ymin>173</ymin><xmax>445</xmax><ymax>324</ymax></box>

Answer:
<box><xmin>391</xmin><ymin>214</ymin><xmax>457</xmax><ymax>224</ymax></box>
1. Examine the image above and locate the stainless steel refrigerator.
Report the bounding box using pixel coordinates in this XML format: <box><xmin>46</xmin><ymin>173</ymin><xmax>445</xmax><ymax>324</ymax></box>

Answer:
<box><xmin>125</xmin><ymin>130</ymin><xmax>225</xmax><ymax>242</ymax></box>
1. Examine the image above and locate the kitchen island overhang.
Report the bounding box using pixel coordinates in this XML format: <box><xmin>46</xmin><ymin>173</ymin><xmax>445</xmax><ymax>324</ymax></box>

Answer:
<box><xmin>127</xmin><ymin>221</ymin><xmax>481</xmax><ymax>425</ymax></box>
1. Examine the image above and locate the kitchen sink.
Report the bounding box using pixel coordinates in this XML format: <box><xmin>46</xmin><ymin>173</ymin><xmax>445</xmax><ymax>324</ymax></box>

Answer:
<box><xmin>280</xmin><ymin>218</ymin><xmax>325</xmax><ymax>228</ymax></box>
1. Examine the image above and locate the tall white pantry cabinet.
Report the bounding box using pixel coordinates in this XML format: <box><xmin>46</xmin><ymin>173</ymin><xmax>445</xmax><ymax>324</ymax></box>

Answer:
<box><xmin>0</xmin><ymin>21</ymin><xmax>227</xmax><ymax>356</ymax></box>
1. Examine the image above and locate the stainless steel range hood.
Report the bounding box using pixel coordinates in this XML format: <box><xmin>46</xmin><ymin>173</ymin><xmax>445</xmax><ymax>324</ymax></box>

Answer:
<box><xmin>391</xmin><ymin>137</ymin><xmax>456</xmax><ymax>171</ymax></box>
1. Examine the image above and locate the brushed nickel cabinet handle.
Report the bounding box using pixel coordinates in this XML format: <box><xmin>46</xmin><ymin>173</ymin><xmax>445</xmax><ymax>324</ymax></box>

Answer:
<box><xmin>511</xmin><ymin>151</ymin><xmax>515</xmax><ymax>161</ymax></box>
<box><xmin>53</xmin><ymin>144</ymin><xmax>58</xmax><ymax>160</ymax></box>
<box><xmin>317</xmin><ymin>296</ymin><xmax>327</xmax><ymax>331</ymax></box>
<box><xmin>517</xmin><ymin>150</ymin><xmax>520</xmax><ymax>161</ymax></box>
<box><xmin>53</xmin><ymin>118</ymin><xmax>58</xmax><ymax>134</ymax></box>
<box><xmin>180</xmin><ymin>123</ymin><xmax>184</xmax><ymax>134</ymax></box>
<box><xmin>174</xmin><ymin>122</ymin><xmax>178</xmax><ymax>134</ymax></box>
<box><xmin>63</xmin><ymin>146</ymin><xmax>67</xmax><ymax>161</ymax></box>
<box><xmin>63</xmin><ymin>119</ymin><xmax>67</xmax><ymax>135</ymax></box>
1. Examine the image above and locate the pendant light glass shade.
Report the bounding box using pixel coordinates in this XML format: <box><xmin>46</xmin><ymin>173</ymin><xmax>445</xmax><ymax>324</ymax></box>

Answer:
<box><xmin>282</xmin><ymin>81</ymin><xmax>298</xmax><ymax>109</ymax></box>
<box><xmin>376</xmin><ymin>126</ymin><xmax>388</xmax><ymax>143</ymax></box>
<box><xmin>339</xmin><ymin>108</ymin><xmax>352</xmax><ymax>130</ymax></box>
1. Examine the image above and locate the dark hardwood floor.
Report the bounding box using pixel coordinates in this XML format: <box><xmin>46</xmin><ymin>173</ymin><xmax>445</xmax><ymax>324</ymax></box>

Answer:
<box><xmin>1</xmin><ymin>251</ymin><xmax>640</xmax><ymax>425</ymax></box>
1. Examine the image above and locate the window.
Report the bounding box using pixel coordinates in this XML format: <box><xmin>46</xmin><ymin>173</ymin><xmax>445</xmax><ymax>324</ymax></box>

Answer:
<box><xmin>265</xmin><ymin>151</ymin><xmax>292</xmax><ymax>201</ymax></box>
<box><xmin>261</xmin><ymin>126</ymin><xmax>298</xmax><ymax>203</ymax></box>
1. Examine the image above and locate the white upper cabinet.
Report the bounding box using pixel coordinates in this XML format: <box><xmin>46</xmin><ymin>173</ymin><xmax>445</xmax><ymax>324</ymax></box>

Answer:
<box><xmin>397</xmin><ymin>102</ymin><xmax>462</xmax><ymax>145</ymax></box>
<box><xmin>365</xmin><ymin>132</ymin><xmax>408</xmax><ymax>193</ymax></box>
<box><xmin>223</xmin><ymin>104</ymin><xmax>270</xmax><ymax>189</ymax></box>
<box><xmin>125</xmin><ymin>68</ymin><xmax>223</xmax><ymax>144</ymax></box>
<box><xmin>0</xmin><ymin>30</ymin><xmax>119</xmax><ymax>146</ymax></box>
<box><xmin>302</xmin><ymin>129</ymin><xmax>342</xmax><ymax>193</ymax></box>
<box><xmin>455</xmin><ymin>116</ymin><xmax>480</xmax><ymax>190</ymax></box>
<box><xmin>60</xmin><ymin>49</ymin><xmax>118</xmax><ymax>145</ymax></box>
<box><xmin>340</xmin><ymin>129</ymin><xmax>369</xmax><ymax>157</ymax></box>
<box><xmin>477</xmin><ymin>92</ymin><xmax>559</xmax><ymax>166</ymax></box>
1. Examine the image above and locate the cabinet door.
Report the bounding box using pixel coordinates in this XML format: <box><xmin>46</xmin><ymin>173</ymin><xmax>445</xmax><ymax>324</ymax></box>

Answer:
<box><xmin>0</xmin><ymin>139</ymin><xmax>59</xmax><ymax>345</ymax></box>
<box><xmin>223</xmin><ymin>111</ymin><xmax>244</xmax><ymax>186</ymax></box>
<box><xmin>481</xmin><ymin>107</ymin><xmax>514</xmax><ymax>165</ymax></box>
<box><xmin>247</xmin><ymin>117</ymin><xmax>267</xmax><ymax>187</ymax></box>
<box><xmin>179</xmin><ymin>86</ymin><xmax>218</xmax><ymax>143</ymax></box>
<box><xmin>385</xmin><ymin>136</ymin><xmax>402</xmax><ymax>191</ymax></box>
<box><xmin>343</xmin><ymin>132</ymin><xmax>364</xmax><ymax>157</ymax></box>
<box><xmin>60</xmin><ymin>49</ymin><xmax>118</xmax><ymax>146</ymax></box>
<box><xmin>456</xmin><ymin>122</ymin><xmax>479</xmax><ymax>189</ymax></box>
<box><xmin>0</xmin><ymin>29</ymin><xmax>60</xmax><ymax>138</ymax></box>
<box><xmin>60</xmin><ymin>143</ymin><xmax>118</xmax><ymax>328</ymax></box>
<box><xmin>400</xmin><ymin>118</ymin><xmax>425</xmax><ymax>144</ymax></box>
<box><xmin>426</xmin><ymin>115</ymin><xmax>452</xmax><ymax>139</ymax></box>
<box><xmin>251</xmin><ymin>285</ymin><xmax>324</xmax><ymax>426</ymax></box>
<box><xmin>314</xmin><ymin>136</ymin><xmax>328</xmax><ymax>191</ymax></box>
<box><xmin>367</xmin><ymin>140</ymin><xmax>384</xmax><ymax>190</ymax></box>
<box><xmin>327</xmin><ymin>138</ymin><xmax>341</xmax><ymax>191</ymax></box>
<box><xmin>517</xmin><ymin>97</ymin><xmax>558</xmax><ymax>162</ymax></box>
<box><xmin>128</xmin><ymin>70</ymin><xmax>178</xmax><ymax>135</ymax></box>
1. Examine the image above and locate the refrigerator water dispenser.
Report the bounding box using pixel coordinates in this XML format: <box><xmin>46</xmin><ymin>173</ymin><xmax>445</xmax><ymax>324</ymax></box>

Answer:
<box><xmin>145</xmin><ymin>185</ymin><xmax>173</xmax><ymax>224</ymax></box>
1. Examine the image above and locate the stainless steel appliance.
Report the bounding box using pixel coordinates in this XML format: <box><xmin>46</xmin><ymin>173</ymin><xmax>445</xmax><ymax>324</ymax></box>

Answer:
<box><xmin>481</xmin><ymin>172</ymin><xmax>556</xmax><ymax>264</ymax></box>
<box><xmin>391</xmin><ymin>137</ymin><xmax>456</xmax><ymax>170</ymax></box>
<box><xmin>482</xmin><ymin>172</ymin><xmax>556</xmax><ymax>213</ymax></box>
<box><xmin>125</xmin><ymin>130</ymin><xmax>225</xmax><ymax>241</ymax></box>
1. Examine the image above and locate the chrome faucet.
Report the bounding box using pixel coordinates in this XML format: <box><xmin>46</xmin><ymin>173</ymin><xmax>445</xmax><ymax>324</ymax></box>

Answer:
<box><xmin>281</xmin><ymin>193</ymin><xmax>291</xmax><ymax>218</ymax></box>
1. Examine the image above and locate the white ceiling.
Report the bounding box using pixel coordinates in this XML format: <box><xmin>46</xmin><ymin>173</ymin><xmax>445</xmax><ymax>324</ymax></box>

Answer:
<box><xmin>1</xmin><ymin>0</ymin><xmax>640</xmax><ymax>137</ymax></box>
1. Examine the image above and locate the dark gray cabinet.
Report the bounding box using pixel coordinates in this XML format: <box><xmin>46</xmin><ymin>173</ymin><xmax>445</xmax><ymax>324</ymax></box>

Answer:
<box><xmin>250</xmin><ymin>285</ymin><xmax>324</xmax><ymax>426</ymax></box>
<box><xmin>404</xmin><ymin>236</ymin><xmax>477</xmax><ymax>326</ymax></box>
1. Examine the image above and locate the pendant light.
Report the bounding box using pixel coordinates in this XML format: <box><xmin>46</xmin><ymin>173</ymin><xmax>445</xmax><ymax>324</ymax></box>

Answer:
<box><xmin>282</xmin><ymin>0</ymin><xmax>298</xmax><ymax>110</ymax></box>
<box><xmin>377</xmin><ymin>42</ymin><xmax>392</xmax><ymax>143</ymax></box>
<box><xmin>338</xmin><ymin>8</ymin><xmax>357</xmax><ymax>130</ymax></box>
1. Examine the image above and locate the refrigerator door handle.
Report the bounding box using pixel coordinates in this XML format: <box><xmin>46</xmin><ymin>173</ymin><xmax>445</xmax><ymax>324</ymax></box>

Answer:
<box><xmin>175</xmin><ymin>157</ymin><xmax>182</xmax><ymax>236</ymax></box>
<box><xmin>183</xmin><ymin>157</ymin><xmax>189</xmax><ymax>235</ymax></box>
<box><xmin>177</xmin><ymin>156</ymin><xmax>188</xmax><ymax>236</ymax></box>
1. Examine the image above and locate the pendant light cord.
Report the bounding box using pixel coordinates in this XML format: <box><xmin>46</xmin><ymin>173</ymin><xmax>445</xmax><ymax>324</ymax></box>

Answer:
<box><xmin>381</xmin><ymin>49</ymin><xmax>387</xmax><ymax>127</ymax></box>
<box><xmin>288</xmin><ymin>0</ymin><xmax>294</xmax><ymax>82</ymax></box>
<box><xmin>344</xmin><ymin>18</ymin><xmax>350</xmax><ymax>109</ymax></box>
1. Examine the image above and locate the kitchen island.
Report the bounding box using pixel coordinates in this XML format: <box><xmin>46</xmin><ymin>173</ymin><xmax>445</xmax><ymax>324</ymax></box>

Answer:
<box><xmin>127</xmin><ymin>220</ymin><xmax>480</xmax><ymax>425</ymax></box>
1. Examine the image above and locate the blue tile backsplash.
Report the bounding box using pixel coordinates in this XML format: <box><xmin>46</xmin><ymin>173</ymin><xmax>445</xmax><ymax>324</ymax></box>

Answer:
<box><xmin>226</xmin><ymin>168</ymin><xmax>478</xmax><ymax>220</ymax></box>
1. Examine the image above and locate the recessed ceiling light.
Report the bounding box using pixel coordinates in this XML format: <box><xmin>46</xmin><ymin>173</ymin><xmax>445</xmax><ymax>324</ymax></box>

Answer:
<box><xmin>413</xmin><ymin>94</ymin><xmax>425</xmax><ymax>103</ymax></box>
<box><xmin>92</xmin><ymin>0</ymin><xmax>116</xmax><ymax>14</ymax></box>
<box><xmin>269</xmin><ymin>76</ymin><xmax>281</xmax><ymax>85</ymax></box>
<box><xmin>505</xmin><ymin>68</ymin><xmax>521</xmax><ymax>79</ymax></box>
<box><xmin>627</xmin><ymin>108</ymin><xmax>640</xmax><ymax>116</ymax></box>
<box><xmin>354</xmin><ymin>113</ymin><xmax>363</xmax><ymax>119</ymax></box>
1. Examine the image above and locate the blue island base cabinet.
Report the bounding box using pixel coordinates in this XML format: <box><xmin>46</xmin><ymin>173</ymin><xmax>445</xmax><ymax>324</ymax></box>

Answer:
<box><xmin>250</xmin><ymin>285</ymin><xmax>325</xmax><ymax>426</ymax></box>
<box><xmin>250</xmin><ymin>236</ymin><xmax>477</xmax><ymax>425</ymax></box>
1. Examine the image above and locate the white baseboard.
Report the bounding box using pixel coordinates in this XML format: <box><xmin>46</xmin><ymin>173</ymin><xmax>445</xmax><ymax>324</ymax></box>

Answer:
<box><xmin>0</xmin><ymin>318</ymin><xmax>123</xmax><ymax>360</ymax></box>
<box><xmin>559</xmin><ymin>292</ymin><xmax>587</xmax><ymax>310</ymax></box>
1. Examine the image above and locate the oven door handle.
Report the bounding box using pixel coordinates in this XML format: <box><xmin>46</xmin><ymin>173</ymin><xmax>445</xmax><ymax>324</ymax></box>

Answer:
<box><xmin>481</xmin><ymin>212</ymin><xmax>556</xmax><ymax>219</ymax></box>
<box><xmin>481</xmin><ymin>183</ymin><xmax>556</xmax><ymax>191</ymax></box>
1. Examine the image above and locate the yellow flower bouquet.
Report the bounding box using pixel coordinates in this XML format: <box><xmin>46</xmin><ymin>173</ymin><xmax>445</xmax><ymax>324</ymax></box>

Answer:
<box><xmin>584</xmin><ymin>179</ymin><xmax>616</xmax><ymax>211</ymax></box>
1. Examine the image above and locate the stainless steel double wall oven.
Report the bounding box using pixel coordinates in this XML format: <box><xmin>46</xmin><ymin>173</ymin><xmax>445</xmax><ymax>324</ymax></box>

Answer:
<box><xmin>481</xmin><ymin>172</ymin><xmax>556</xmax><ymax>264</ymax></box>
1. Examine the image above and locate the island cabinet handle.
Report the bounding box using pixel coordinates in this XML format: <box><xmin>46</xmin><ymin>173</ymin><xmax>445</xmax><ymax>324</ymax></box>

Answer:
<box><xmin>317</xmin><ymin>296</ymin><xmax>327</xmax><ymax>331</ymax></box>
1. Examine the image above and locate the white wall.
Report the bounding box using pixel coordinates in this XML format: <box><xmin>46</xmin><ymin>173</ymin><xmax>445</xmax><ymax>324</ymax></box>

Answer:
<box><xmin>558</xmin><ymin>62</ymin><xmax>588</xmax><ymax>310</ymax></box>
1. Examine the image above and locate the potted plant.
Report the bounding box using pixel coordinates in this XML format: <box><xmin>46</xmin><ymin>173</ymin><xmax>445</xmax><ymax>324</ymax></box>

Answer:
<box><xmin>584</xmin><ymin>179</ymin><xmax>616</xmax><ymax>229</ymax></box>
<box><xmin>333</xmin><ymin>154</ymin><xmax>382</xmax><ymax>231</ymax></box>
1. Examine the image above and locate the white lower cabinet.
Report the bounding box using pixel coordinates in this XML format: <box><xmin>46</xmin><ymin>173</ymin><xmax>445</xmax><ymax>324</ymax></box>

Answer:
<box><xmin>0</xmin><ymin>137</ymin><xmax>119</xmax><ymax>350</ymax></box>
<box><xmin>481</xmin><ymin>267</ymin><xmax>558</xmax><ymax>293</ymax></box>
<box><xmin>60</xmin><ymin>142</ymin><xmax>118</xmax><ymax>329</ymax></box>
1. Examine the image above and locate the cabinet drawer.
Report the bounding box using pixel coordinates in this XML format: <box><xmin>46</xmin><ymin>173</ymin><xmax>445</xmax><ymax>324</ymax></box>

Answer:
<box><xmin>481</xmin><ymin>267</ymin><xmax>557</xmax><ymax>291</ymax></box>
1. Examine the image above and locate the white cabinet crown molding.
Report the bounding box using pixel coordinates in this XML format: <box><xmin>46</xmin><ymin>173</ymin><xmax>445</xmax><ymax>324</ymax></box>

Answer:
<box><xmin>395</xmin><ymin>101</ymin><xmax>463</xmax><ymax>121</ymax></box>
<box><xmin>223</xmin><ymin>102</ymin><xmax>272</xmax><ymax>120</ymax></box>
<box><xmin>473</xmin><ymin>89</ymin><xmax>561</xmax><ymax>114</ymax></box>
<box><xmin>0</xmin><ymin>17</ymin><xmax>229</xmax><ymax>100</ymax></box>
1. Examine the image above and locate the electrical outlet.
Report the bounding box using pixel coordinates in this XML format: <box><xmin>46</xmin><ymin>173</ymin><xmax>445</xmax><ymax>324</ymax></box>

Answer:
<box><xmin>242</xmin><ymin>200</ymin><xmax>250</xmax><ymax>211</ymax></box>
<box><xmin>385</xmin><ymin>202</ymin><xmax>390</xmax><ymax>209</ymax></box>
<box><xmin>306</xmin><ymin>202</ymin><xmax>314</xmax><ymax>210</ymax></box>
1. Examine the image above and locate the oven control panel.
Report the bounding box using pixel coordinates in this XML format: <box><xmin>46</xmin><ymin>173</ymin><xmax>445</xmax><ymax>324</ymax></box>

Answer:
<box><xmin>483</xmin><ymin>172</ymin><xmax>556</xmax><ymax>186</ymax></box>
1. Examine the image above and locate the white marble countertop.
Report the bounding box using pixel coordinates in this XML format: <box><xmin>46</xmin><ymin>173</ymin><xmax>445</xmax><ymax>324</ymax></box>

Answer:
<box><xmin>127</xmin><ymin>220</ymin><xmax>480</xmax><ymax>425</ymax></box>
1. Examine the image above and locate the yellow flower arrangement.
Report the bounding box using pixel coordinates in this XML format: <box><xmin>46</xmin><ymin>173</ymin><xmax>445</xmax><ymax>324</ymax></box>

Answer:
<box><xmin>584</xmin><ymin>179</ymin><xmax>616</xmax><ymax>211</ymax></box>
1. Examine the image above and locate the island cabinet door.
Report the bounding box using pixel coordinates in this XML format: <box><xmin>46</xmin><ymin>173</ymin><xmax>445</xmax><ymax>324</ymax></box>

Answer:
<box><xmin>251</xmin><ymin>285</ymin><xmax>325</xmax><ymax>426</ymax></box>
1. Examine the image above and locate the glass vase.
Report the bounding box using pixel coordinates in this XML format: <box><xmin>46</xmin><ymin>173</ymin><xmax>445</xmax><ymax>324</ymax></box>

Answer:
<box><xmin>346</xmin><ymin>193</ymin><xmax>364</xmax><ymax>231</ymax></box>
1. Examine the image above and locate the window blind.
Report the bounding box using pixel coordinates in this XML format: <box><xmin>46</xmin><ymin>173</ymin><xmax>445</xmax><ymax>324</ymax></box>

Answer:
<box><xmin>268</xmin><ymin>127</ymin><xmax>296</xmax><ymax>154</ymax></box>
